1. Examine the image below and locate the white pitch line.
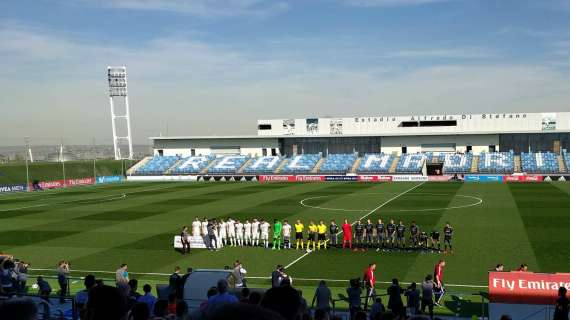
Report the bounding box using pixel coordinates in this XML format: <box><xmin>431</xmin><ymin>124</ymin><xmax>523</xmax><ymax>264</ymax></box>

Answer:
<box><xmin>28</xmin><ymin>268</ymin><xmax>486</xmax><ymax>288</ymax></box>
<box><xmin>285</xmin><ymin>182</ymin><xmax>426</xmax><ymax>270</ymax></box>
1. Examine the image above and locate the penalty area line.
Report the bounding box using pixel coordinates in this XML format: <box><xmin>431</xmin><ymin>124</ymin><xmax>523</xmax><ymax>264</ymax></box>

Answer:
<box><xmin>284</xmin><ymin>182</ymin><xmax>426</xmax><ymax>270</ymax></box>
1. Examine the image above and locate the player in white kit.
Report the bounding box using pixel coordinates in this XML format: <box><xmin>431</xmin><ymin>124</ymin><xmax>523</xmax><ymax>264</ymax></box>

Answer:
<box><xmin>215</xmin><ymin>220</ymin><xmax>224</xmax><ymax>248</ymax></box>
<box><xmin>201</xmin><ymin>218</ymin><xmax>208</xmax><ymax>237</ymax></box>
<box><xmin>192</xmin><ymin>218</ymin><xmax>201</xmax><ymax>237</ymax></box>
<box><xmin>260</xmin><ymin>219</ymin><xmax>271</xmax><ymax>248</ymax></box>
<box><xmin>282</xmin><ymin>220</ymin><xmax>292</xmax><ymax>249</ymax></box>
<box><xmin>227</xmin><ymin>218</ymin><xmax>236</xmax><ymax>247</ymax></box>
<box><xmin>251</xmin><ymin>219</ymin><xmax>260</xmax><ymax>247</ymax></box>
<box><xmin>243</xmin><ymin>220</ymin><xmax>252</xmax><ymax>246</ymax></box>
<box><xmin>218</xmin><ymin>219</ymin><xmax>227</xmax><ymax>246</ymax></box>
<box><xmin>235</xmin><ymin>220</ymin><xmax>244</xmax><ymax>246</ymax></box>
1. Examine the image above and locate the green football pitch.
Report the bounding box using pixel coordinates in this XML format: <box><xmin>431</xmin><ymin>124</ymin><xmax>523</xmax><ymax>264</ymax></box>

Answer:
<box><xmin>1</xmin><ymin>181</ymin><xmax>569</xmax><ymax>316</ymax></box>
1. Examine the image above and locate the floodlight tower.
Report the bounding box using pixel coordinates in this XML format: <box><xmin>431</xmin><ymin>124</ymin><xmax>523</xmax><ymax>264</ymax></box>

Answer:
<box><xmin>107</xmin><ymin>66</ymin><xmax>134</xmax><ymax>160</ymax></box>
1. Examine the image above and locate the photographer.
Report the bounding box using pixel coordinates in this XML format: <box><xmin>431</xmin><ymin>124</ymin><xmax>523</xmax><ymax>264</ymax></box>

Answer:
<box><xmin>14</xmin><ymin>260</ymin><xmax>30</xmax><ymax>294</ymax></box>
<box><xmin>404</xmin><ymin>282</ymin><xmax>420</xmax><ymax>315</ymax></box>
<box><xmin>346</xmin><ymin>278</ymin><xmax>362</xmax><ymax>320</ymax></box>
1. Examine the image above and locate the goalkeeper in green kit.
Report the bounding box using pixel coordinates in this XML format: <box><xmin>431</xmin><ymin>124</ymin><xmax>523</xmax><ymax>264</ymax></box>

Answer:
<box><xmin>272</xmin><ymin>219</ymin><xmax>282</xmax><ymax>250</ymax></box>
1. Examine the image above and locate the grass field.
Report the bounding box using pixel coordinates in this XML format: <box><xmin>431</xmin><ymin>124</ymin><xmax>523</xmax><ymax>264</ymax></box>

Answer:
<box><xmin>1</xmin><ymin>181</ymin><xmax>569</xmax><ymax>316</ymax></box>
<box><xmin>0</xmin><ymin>160</ymin><xmax>136</xmax><ymax>185</ymax></box>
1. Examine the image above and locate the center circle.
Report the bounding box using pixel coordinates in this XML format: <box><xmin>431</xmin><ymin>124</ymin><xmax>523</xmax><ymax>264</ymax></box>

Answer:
<box><xmin>299</xmin><ymin>192</ymin><xmax>483</xmax><ymax>213</ymax></box>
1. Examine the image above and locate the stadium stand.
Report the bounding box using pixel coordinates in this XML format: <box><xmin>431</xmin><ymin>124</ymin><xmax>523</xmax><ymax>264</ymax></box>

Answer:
<box><xmin>134</xmin><ymin>156</ymin><xmax>179</xmax><ymax>175</ymax></box>
<box><xmin>395</xmin><ymin>153</ymin><xmax>426</xmax><ymax>173</ymax></box>
<box><xmin>521</xmin><ymin>152</ymin><xmax>560</xmax><ymax>173</ymax></box>
<box><xmin>564</xmin><ymin>152</ymin><xmax>570</xmax><ymax>172</ymax></box>
<box><xmin>318</xmin><ymin>154</ymin><xmax>358</xmax><ymax>174</ymax></box>
<box><xmin>242</xmin><ymin>156</ymin><xmax>284</xmax><ymax>175</ymax></box>
<box><xmin>207</xmin><ymin>155</ymin><xmax>250</xmax><ymax>174</ymax></box>
<box><xmin>478</xmin><ymin>152</ymin><xmax>514</xmax><ymax>174</ymax></box>
<box><xmin>442</xmin><ymin>153</ymin><xmax>473</xmax><ymax>174</ymax></box>
<box><xmin>172</xmin><ymin>156</ymin><xmax>215</xmax><ymax>174</ymax></box>
<box><xmin>357</xmin><ymin>153</ymin><xmax>394</xmax><ymax>173</ymax></box>
<box><xmin>280</xmin><ymin>154</ymin><xmax>321</xmax><ymax>174</ymax></box>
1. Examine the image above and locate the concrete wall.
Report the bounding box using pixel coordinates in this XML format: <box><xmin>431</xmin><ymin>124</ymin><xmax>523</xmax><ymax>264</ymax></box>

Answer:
<box><xmin>381</xmin><ymin>134</ymin><xmax>499</xmax><ymax>154</ymax></box>
<box><xmin>153</xmin><ymin>138</ymin><xmax>279</xmax><ymax>157</ymax></box>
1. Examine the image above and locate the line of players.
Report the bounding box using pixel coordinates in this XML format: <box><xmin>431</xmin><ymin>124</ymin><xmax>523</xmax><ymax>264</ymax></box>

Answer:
<box><xmin>188</xmin><ymin>217</ymin><xmax>454</xmax><ymax>253</ymax></box>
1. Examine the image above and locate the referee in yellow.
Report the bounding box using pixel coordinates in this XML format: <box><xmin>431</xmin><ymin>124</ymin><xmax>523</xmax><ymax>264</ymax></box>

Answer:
<box><xmin>308</xmin><ymin>221</ymin><xmax>318</xmax><ymax>251</ymax></box>
<box><xmin>317</xmin><ymin>220</ymin><xmax>328</xmax><ymax>250</ymax></box>
<box><xmin>294</xmin><ymin>219</ymin><xmax>305</xmax><ymax>250</ymax></box>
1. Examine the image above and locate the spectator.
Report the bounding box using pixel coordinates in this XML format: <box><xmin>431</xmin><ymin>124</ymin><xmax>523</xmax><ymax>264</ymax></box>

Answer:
<box><xmin>0</xmin><ymin>258</ymin><xmax>15</xmax><ymax>297</ymax></box>
<box><xmin>314</xmin><ymin>308</ymin><xmax>330</xmax><ymax>320</ymax></box>
<box><xmin>176</xmin><ymin>300</ymin><xmax>189</xmax><ymax>320</ymax></box>
<box><xmin>14</xmin><ymin>260</ymin><xmax>29</xmax><ymax>294</ymax></box>
<box><xmin>169</xmin><ymin>266</ymin><xmax>181</xmax><ymax>296</ymax></box>
<box><xmin>128</xmin><ymin>279</ymin><xmax>142</xmax><ymax>308</ymax></box>
<box><xmin>167</xmin><ymin>293</ymin><xmax>177</xmax><ymax>315</ymax></box>
<box><xmin>248</xmin><ymin>291</ymin><xmax>262</xmax><ymax>305</ymax></box>
<box><xmin>177</xmin><ymin>268</ymin><xmax>192</xmax><ymax>300</ymax></box>
<box><xmin>554</xmin><ymin>287</ymin><xmax>569</xmax><ymax>320</ymax></box>
<box><xmin>347</xmin><ymin>278</ymin><xmax>362</xmax><ymax>320</ymax></box>
<box><xmin>404</xmin><ymin>282</ymin><xmax>420</xmax><ymax>315</ymax></box>
<box><xmin>495</xmin><ymin>264</ymin><xmax>504</xmax><ymax>272</ymax></box>
<box><xmin>76</xmin><ymin>274</ymin><xmax>96</xmax><ymax>309</ymax></box>
<box><xmin>0</xmin><ymin>298</ymin><xmax>38</xmax><ymax>320</ymax></box>
<box><xmin>387</xmin><ymin>278</ymin><xmax>405</xmax><ymax>319</ymax></box>
<box><xmin>260</xmin><ymin>285</ymin><xmax>303</xmax><ymax>320</ymax></box>
<box><xmin>233</xmin><ymin>260</ymin><xmax>247</xmax><ymax>288</ymax></box>
<box><xmin>57</xmin><ymin>260</ymin><xmax>70</xmax><ymax>304</ymax></box>
<box><xmin>240</xmin><ymin>287</ymin><xmax>251</xmax><ymax>303</ymax></box>
<box><xmin>208</xmin><ymin>303</ymin><xmax>285</xmax><ymax>320</ymax></box>
<box><xmin>116</xmin><ymin>263</ymin><xmax>129</xmax><ymax>293</ymax></box>
<box><xmin>500</xmin><ymin>316</ymin><xmax>512</xmax><ymax>320</ymax></box>
<box><xmin>312</xmin><ymin>280</ymin><xmax>333</xmax><ymax>316</ymax></box>
<box><xmin>85</xmin><ymin>284</ymin><xmax>128</xmax><ymax>320</ymax></box>
<box><xmin>421</xmin><ymin>275</ymin><xmax>435</xmax><ymax>320</ymax></box>
<box><xmin>36</xmin><ymin>276</ymin><xmax>52</xmax><ymax>302</ymax></box>
<box><xmin>152</xmin><ymin>299</ymin><xmax>168</xmax><ymax>319</ymax></box>
<box><xmin>137</xmin><ymin>284</ymin><xmax>157</xmax><ymax>315</ymax></box>
<box><xmin>354</xmin><ymin>311</ymin><xmax>367</xmax><ymax>320</ymax></box>
<box><xmin>369</xmin><ymin>297</ymin><xmax>385</xmax><ymax>320</ymax></box>
<box><xmin>206</xmin><ymin>279</ymin><xmax>238</xmax><ymax>314</ymax></box>
<box><xmin>129</xmin><ymin>302</ymin><xmax>150</xmax><ymax>320</ymax></box>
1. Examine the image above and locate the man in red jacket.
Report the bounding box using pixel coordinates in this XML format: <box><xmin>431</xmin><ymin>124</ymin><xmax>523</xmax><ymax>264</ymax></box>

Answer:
<box><xmin>342</xmin><ymin>219</ymin><xmax>352</xmax><ymax>249</ymax></box>
<box><xmin>363</xmin><ymin>262</ymin><xmax>377</xmax><ymax>310</ymax></box>
<box><xmin>434</xmin><ymin>259</ymin><xmax>446</xmax><ymax>306</ymax></box>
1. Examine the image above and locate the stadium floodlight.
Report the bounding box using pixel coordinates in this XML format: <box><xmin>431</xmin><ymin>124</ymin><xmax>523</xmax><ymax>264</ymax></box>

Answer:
<box><xmin>107</xmin><ymin>66</ymin><xmax>134</xmax><ymax>160</ymax></box>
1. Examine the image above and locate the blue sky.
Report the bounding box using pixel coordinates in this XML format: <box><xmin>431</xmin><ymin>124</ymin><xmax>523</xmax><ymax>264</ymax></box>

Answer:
<box><xmin>1</xmin><ymin>0</ymin><xmax>570</xmax><ymax>145</ymax></box>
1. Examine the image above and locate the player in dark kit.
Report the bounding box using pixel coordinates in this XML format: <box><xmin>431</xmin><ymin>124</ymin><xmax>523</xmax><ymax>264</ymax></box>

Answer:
<box><xmin>354</xmin><ymin>221</ymin><xmax>365</xmax><ymax>251</ymax></box>
<box><xmin>410</xmin><ymin>221</ymin><xmax>419</xmax><ymax>249</ymax></box>
<box><xmin>443</xmin><ymin>222</ymin><xmax>454</xmax><ymax>254</ymax></box>
<box><xmin>365</xmin><ymin>219</ymin><xmax>374</xmax><ymax>248</ymax></box>
<box><xmin>396</xmin><ymin>220</ymin><xmax>406</xmax><ymax>249</ymax></box>
<box><xmin>419</xmin><ymin>231</ymin><xmax>428</xmax><ymax>249</ymax></box>
<box><xmin>329</xmin><ymin>220</ymin><xmax>339</xmax><ymax>248</ymax></box>
<box><xmin>430</xmin><ymin>229</ymin><xmax>441</xmax><ymax>252</ymax></box>
<box><xmin>386</xmin><ymin>219</ymin><xmax>396</xmax><ymax>249</ymax></box>
<box><xmin>375</xmin><ymin>219</ymin><xmax>386</xmax><ymax>251</ymax></box>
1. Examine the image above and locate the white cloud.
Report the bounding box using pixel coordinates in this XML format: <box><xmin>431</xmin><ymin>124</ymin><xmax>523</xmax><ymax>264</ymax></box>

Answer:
<box><xmin>338</xmin><ymin>0</ymin><xmax>455</xmax><ymax>7</ymax></box>
<box><xmin>1</xmin><ymin>21</ymin><xmax>569</xmax><ymax>146</ymax></box>
<box><xmin>384</xmin><ymin>47</ymin><xmax>497</xmax><ymax>59</ymax></box>
<box><xmin>72</xmin><ymin>0</ymin><xmax>290</xmax><ymax>17</ymax></box>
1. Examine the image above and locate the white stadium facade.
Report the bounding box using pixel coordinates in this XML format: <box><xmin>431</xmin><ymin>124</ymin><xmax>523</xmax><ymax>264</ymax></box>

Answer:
<box><xmin>151</xmin><ymin>112</ymin><xmax>569</xmax><ymax>157</ymax></box>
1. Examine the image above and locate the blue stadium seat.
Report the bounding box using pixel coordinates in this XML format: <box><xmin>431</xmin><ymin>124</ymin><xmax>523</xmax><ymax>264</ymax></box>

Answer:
<box><xmin>318</xmin><ymin>153</ymin><xmax>358</xmax><ymax>174</ymax></box>
<box><xmin>443</xmin><ymin>153</ymin><xmax>473</xmax><ymax>174</ymax></box>
<box><xmin>172</xmin><ymin>155</ymin><xmax>215</xmax><ymax>174</ymax></box>
<box><xmin>135</xmin><ymin>156</ymin><xmax>180</xmax><ymax>175</ymax></box>
<box><xmin>207</xmin><ymin>155</ymin><xmax>250</xmax><ymax>174</ymax></box>
<box><xmin>357</xmin><ymin>153</ymin><xmax>394</xmax><ymax>173</ymax></box>
<box><xmin>478</xmin><ymin>152</ymin><xmax>514</xmax><ymax>174</ymax></box>
<box><xmin>242</xmin><ymin>156</ymin><xmax>284</xmax><ymax>175</ymax></box>
<box><xmin>396</xmin><ymin>153</ymin><xmax>427</xmax><ymax>174</ymax></box>
<box><xmin>521</xmin><ymin>152</ymin><xmax>560</xmax><ymax>174</ymax></box>
<box><xmin>280</xmin><ymin>154</ymin><xmax>321</xmax><ymax>174</ymax></box>
<box><xmin>564</xmin><ymin>152</ymin><xmax>570</xmax><ymax>172</ymax></box>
